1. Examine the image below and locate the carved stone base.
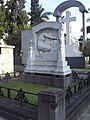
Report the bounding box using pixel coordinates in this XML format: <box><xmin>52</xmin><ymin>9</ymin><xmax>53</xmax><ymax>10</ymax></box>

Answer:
<box><xmin>23</xmin><ymin>73</ymin><xmax>72</xmax><ymax>88</ymax></box>
<box><xmin>25</xmin><ymin>60</ymin><xmax>71</xmax><ymax>76</ymax></box>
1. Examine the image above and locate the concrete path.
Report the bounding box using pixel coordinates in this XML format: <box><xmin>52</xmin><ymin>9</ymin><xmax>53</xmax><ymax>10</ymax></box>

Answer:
<box><xmin>77</xmin><ymin>103</ymin><xmax>90</xmax><ymax>120</ymax></box>
<box><xmin>0</xmin><ymin>117</ymin><xmax>7</xmax><ymax>120</ymax></box>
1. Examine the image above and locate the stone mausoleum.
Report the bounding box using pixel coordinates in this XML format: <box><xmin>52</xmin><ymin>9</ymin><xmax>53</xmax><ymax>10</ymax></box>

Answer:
<box><xmin>0</xmin><ymin>40</ymin><xmax>15</xmax><ymax>74</ymax></box>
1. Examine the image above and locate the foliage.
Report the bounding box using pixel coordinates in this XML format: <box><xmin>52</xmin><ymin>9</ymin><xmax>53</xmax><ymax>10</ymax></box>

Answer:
<box><xmin>36</xmin><ymin>4</ymin><xmax>52</xmax><ymax>23</ymax></box>
<box><xmin>0</xmin><ymin>4</ymin><xmax>6</xmax><ymax>39</ymax></box>
<box><xmin>5</xmin><ymin>31</ymin><xmax>21</xmax><ymax>56</ymax></box>
<box><xmin>83</xmin><ymin>39</ymin><xmax>90</xmax><ymax>56</ymax></box>
<box><xmin>4</xmin><ymin>0</ymin><xmax>29</xmax><ymax>34</ymax></box>
<box><xmin>87</xmin><ymin>8</ymin><xmax>90</xmax><ymax>23</ymax></box>
<box><xmin>0</xmin><ymin>0</ymin><xmax>52</xmax><ymax>56</ymax></box>
<box><xmin>29</xmin><ymin>3</ymin><xmax>52</xmax><ymax>26</ymax></box>
<box><xmin>0</xmin><ymin>0</ymin><xmax>29</xmax><ymax>36</ymax></box>
<box><xmin>0</xmin><ymin>0</ymin><xmax>30</xmax><ymax>55</ymax></box>
<box><xmin>30</xmin><ymin>0</ymin><xmax>39</xmax><ymax>25</ymax></box>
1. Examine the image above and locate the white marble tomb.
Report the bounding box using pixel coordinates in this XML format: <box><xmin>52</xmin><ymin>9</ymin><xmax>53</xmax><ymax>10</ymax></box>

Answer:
<box><xmin>24</xmin><ymin>22</ymin><xmax>71</xmax><ymax>76</ymax></box>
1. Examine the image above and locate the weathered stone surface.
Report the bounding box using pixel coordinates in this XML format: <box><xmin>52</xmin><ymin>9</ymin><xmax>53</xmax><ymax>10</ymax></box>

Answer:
<box><xmin>77</xmin><ymin>103</ymin><xmax>90</xmax><ymax>120</ymax></box>
<box><xmin>38</xmin><ymin>88</ymin><xmax>65</xmax><ymax>120</ymax></box>
<box><xmin>24</xmin><ymin>22</ymin><xmax>71</xmax><ymax>76</ymax></box>
<box><xmin>0</xmin><ymin>44</ymin><xmax>15</xmax><ymax>74</ymax></box>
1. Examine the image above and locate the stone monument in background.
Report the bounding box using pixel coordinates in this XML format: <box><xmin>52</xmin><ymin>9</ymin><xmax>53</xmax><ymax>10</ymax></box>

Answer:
<box><xmin>53</xmin><ymin>0</ymin><xmax>88</xmax><ymax>68</ymax></box>
<box><xmin>0</xmin><ymin>39</ymin><xmax>15</xmax><ymax>74</ymax></box>
<box><xmin>60</xmin><ymin>11</ymin><xmax>82</xmax><ymax>57</ymax></box>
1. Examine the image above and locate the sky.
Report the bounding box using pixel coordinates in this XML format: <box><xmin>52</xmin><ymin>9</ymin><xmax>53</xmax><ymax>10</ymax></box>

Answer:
<box><xmin>25</xmin><ymin>0</ymin><xmax>90</xmax><ymax>39</ymax></box>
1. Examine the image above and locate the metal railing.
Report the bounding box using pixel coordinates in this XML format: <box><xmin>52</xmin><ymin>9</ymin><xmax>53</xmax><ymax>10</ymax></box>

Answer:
<box><xmin>65</xmin><ymin>77</ymin><xmax>90</xmax><ymax>104</ymax></box>
<box><xmin>0</xmin><ymin>71</ymin><xmax>24</xmax><ymax>81</ymax></box>
<box><xmin>0</xmin><ymin>86</ymin><xmax>38</xmax><ymax>107</ymax></box>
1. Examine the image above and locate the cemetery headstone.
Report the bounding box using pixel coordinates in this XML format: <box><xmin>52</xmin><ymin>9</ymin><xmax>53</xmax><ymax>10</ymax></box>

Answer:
<box><xmin>24</xmin><ymin>22</ymin><xmax>71</xmax><ymax>88</ymax></box>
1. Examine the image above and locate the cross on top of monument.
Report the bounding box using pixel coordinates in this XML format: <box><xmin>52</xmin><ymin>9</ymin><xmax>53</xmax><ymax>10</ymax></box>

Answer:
<box><xmin>59</xmin><ymin>11</ymin><xmax>76</xmax><ymax>45</ymax></box>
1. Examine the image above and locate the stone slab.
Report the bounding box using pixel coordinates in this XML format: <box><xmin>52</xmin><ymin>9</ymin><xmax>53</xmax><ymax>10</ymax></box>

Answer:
<box><xmin>24</xmin><ymin>73</ymin><xmax>71</xmax><ymax>88</ymax></box>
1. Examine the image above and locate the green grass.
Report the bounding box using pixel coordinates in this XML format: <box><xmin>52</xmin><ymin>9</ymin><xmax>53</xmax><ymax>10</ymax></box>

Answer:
<box><xmin>0</xmin><ymin>80</ymin><xmax>48</xmax><ymax>93</ymax></box>
<box><xmin>72</xmin><ymin>68</ymin><xmax>90</xmax><ymax>70</ymax></box>
<box><xmin>0</xmin><ymin>80</ymin><xmax>48</xmax><ymax>105</ymax></box>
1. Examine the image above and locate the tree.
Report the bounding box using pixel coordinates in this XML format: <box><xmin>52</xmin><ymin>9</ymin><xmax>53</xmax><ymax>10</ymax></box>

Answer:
<box><xmin>3</xmin><ymin>0</ymin><xmax>29</xmax><ymax>56</ymax></box>
<box><xmin>0</xmin><ymin>0</ymin><xmax>31</xmax><ymax>56</ymax></box>
<box><xmin>29</xmin><ymin>2</ymin><xmax>52</xmax><ymax>26</ymax></box>
<box><xmin>5</xmin><ymin>0</ymin><xmax>29</xmax><ymax>35</ymax></box>
<box><xmin>0</xmin><ymin>0</ymin><xmax>4</xmax><ymax>4</ymax></box>
<box><xmin>83</xmin><ymin>39</ymin><xmax>90</xmax><ymax>65</ymax></box>
<box><xmin>30</xmin><ymin>0</ymin><xmax>39</xmax><ymax>25</ymax></box>
<box><xmin>36</xmin><ymin>4</ymin><xmax>52</xmax><ymax>24</ymax></box>
<box><xmin>0</xmin><ymin>1</ymin><xmax>6</xmax><ymax>39</ymax></box>
<box><xmin>6</xmin><ymin>31</ymin><xmax>21</xmax><ymax>56</ymax></box>
<box><xmin>87</xmin><ymin>8</ymin><xmax>90</xmax><ymax>23</ymax></box>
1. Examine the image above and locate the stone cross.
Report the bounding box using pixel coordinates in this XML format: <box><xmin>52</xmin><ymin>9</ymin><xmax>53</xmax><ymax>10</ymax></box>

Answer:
<box><xmin>59</xmin><ymin>11</ymin><xmax>76</xmax><ymax>45</ymax></box>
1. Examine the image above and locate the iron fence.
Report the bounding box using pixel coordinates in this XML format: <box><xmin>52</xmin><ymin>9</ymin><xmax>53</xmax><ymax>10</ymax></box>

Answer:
<box><xmin>0</xmin><ymin>86</ymin><xmax>38</xmax><ymax>107</ymax></box>
<box><xmin>0</xmin><ymin>71</ymin><xmax>24</xmax><ymax>81</ymax></box>
<box><xmin>65</xmin><ymin>77</ymin><xmax>90</xmax><ymax>104</ymax></box>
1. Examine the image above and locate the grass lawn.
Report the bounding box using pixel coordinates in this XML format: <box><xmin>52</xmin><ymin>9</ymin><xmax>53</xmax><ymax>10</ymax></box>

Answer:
<box><xmin>72</xmin><ymin>68</ymin><xmax>90</xmax><ymax>70</ymax></box>
<box><xmin>0</xmin><ymin>80</ymin><xmax>48</xmax><ymax>105</ymax></box>
<box><xmin>0</xmin><ymin>80</ymin><xmax>48</xmax><ymax>93</ymax></box>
